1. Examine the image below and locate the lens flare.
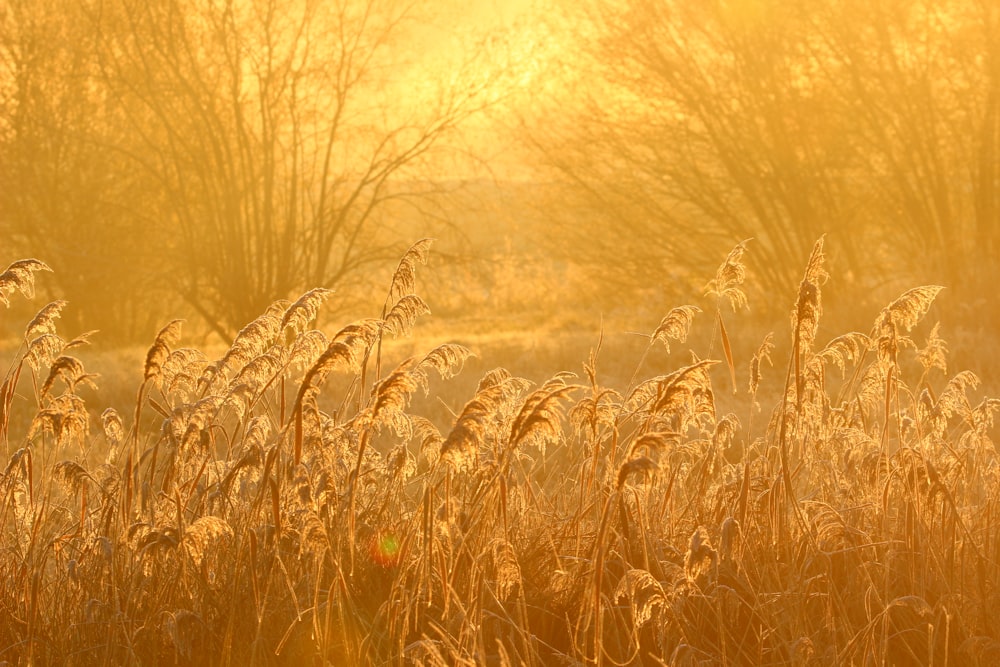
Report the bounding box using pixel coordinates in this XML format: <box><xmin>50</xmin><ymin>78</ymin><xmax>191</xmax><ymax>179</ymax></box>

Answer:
<box><xmin>369</xmin><ymin>532</ymin><xmax>401</xmax><ymax>568</ymax></box>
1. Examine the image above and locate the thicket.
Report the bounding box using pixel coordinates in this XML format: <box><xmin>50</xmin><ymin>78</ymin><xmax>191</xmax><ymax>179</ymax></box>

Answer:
<box><xmin>529</xmin><ymin>0</ymin><xmax>1000</xmax><ymax>323</ymax></box>
<box><xmin>0</xmin><ymin>240</ymin><xmax>998</xmax><ymax>665</ymax></box>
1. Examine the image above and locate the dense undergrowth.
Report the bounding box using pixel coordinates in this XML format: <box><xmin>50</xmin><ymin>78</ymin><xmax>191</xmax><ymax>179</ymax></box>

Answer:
<box><xmin>0</xmin><ymin>239</ymin><xmax>998</xmax><ymax>666</ymax></box>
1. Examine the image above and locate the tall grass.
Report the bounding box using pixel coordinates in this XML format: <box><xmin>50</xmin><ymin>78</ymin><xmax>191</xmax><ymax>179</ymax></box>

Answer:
<box><xmin>0</xmin><ymin>240</ymin><xmax>997</xmax><ymax>666</ymax></box>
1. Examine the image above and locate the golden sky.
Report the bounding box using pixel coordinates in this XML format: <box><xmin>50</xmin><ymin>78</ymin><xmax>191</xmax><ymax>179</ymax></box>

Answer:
<box><xmin>443</xmin><ymin>0</ymin><xmax>541</xmax><ymax>29</ymax></box>
<box><xmin>398</xmin><ymin>0</ymin><xmax>560</xmax><ymax>179</ymax></box>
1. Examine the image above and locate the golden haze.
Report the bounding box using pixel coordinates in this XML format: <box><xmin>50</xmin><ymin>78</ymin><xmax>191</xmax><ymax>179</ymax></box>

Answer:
<box><xmin>0</xmin><ymin>0</ymin><xmax>998</xmax><ymax>665</ymax></box>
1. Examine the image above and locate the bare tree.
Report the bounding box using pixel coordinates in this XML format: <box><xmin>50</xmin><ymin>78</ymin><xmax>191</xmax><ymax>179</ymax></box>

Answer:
<box><xmin>807</xmin><ymin>0</ymin><xmax>1000</xmax><ymax>290</ymax></box>
<box><xmin>0</xmin><ymin>0</ymin><xmax>171</xmax><ymax>339</ymax></box>
<box><xmin>83</xmin><ymin>0</ymin><xmax>497</xmax><ymax>336</ymax></box>
<box><xmin>527</xmin><ymin>0</ymin><xmax>1000</xmax><ymax>313</ymax></box>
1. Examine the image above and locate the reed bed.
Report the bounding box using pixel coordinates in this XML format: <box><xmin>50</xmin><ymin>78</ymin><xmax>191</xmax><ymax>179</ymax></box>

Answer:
<box><xmin>0</xmin><ymin>239</ymin><xmax>997</xmax><ymax>666</ymax></box>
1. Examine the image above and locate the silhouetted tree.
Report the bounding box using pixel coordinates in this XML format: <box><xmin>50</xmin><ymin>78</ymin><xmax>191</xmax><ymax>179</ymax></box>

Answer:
<box><xmin>527</xmin><ymin>0</ymin><xmax>1000</xmax><ymax>314</ymax></box>
<box><xmin>0</xmin><ymin>0</ymin><xmax>170</xmax><ymax>339</ymax></box>
<box><xmin>1</xmin><ymin>0</ymin><xmax>503</xmax><ymax>339</ymax></box>
<box><xmin>89</xmin><ymin>0</ymin><xmax>498</xmax><ymax>336</ymax></box>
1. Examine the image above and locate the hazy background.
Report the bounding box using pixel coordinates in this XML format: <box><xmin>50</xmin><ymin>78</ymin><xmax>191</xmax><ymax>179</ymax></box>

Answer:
<box><xmin>1</xmin><ymin>0</ymin><xmax>997</xmax><ymax>385</ymax></box>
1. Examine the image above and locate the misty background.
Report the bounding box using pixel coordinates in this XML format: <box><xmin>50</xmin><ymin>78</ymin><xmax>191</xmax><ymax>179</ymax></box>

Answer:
<box><xmin>1</xmin><ymin>0</ymin><xmax>997</xmax><ymax>380</ymax></box>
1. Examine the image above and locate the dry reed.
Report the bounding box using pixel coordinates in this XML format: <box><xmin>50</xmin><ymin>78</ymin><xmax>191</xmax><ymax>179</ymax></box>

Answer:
<box><xmin>0</xmin><ymin>239</ymin><xmax>996</xmax><ymax>666</ymax></box>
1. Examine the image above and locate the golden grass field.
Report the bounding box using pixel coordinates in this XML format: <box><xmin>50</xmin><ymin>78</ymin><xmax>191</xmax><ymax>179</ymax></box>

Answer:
<box><xmin>1</xmin><ymin>239</ymin><xmax>998</xmax><ymax>666</ymax></box>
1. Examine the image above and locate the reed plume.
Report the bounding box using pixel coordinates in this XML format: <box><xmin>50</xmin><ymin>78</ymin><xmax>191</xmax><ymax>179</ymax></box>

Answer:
<box><xmin>0</xmin><ymin>258</ymin><xmax>50</xmax><ymax>306</ymax></box>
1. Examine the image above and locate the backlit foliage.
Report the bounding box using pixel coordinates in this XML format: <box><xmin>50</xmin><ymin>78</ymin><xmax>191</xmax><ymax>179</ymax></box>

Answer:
<box><xmin>0</xmin><ymin>241</ymin><xmax>996</xmax><ymax>666</ymax></box>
